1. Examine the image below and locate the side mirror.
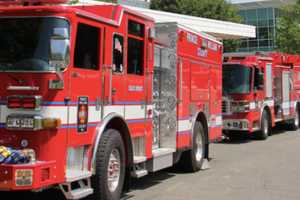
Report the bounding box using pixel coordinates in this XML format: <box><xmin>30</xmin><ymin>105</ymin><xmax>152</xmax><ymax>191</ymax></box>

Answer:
<box><xmin>50</xmin><ymin>28</ymin><xmax>70</xmax><ymax>70</ymax></box>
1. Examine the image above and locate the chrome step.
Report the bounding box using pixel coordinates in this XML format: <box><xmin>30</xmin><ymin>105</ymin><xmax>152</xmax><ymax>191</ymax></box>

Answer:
<box><xmin>67</xmin><ymin>187</ymin><xmax>93</xmax><ymax>200</ymax></box>
<box><xmin>60</xmin><ymin>170</ymin><xmax>93</xmax><ymax>200</ymax></box>
<box><xmin>131</xmin><ymin>169</ymin><xmax>148</xmax><ymax>178</ymax></box>
<box><xmin>134</xmin><ymin>156</ymin><xmax>147</xmax><ymax>164</ymax></box>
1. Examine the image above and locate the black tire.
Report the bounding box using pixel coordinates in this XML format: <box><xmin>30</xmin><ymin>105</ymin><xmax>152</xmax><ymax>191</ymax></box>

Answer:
<box><xmin>178</xmin><ymin>121</ymin><xmax>206</xmax><ymax>172</ymax></box>
<box><xmin>256</xmin><ymin>111</ymin><xmax>270</xmax><ymax>140</ymax></box>
<box><xmin>90</xmin><ymin>129</ymin><xmax>125</xmax><ymax>200</ymax></box>
<box><xmin>290</xmin><ymin>107</ymin><xmax>300</xmax><ymax>130</ymax></box>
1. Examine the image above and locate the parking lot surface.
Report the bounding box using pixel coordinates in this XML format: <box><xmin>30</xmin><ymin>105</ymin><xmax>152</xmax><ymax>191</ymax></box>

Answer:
<box><xmin>127</xmin><ymin>128</ymin><xmax>300</xmax><ymax>200</ymax></box>
<box><xmin>3</xmin><ymin>127</ymin><xmax>300</xmax><ymax>200</ymax></box>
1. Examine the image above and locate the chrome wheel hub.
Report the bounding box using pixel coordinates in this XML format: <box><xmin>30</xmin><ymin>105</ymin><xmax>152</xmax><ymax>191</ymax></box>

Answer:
<box><xmin>107</xmin><ymin>148</ymin><xmax>121</xmax><ymax>192</ymax></box>
<box><xmin>195</xmin><ymin>133</ymin><xmax>203</xmax><ymax>162</ymax></box>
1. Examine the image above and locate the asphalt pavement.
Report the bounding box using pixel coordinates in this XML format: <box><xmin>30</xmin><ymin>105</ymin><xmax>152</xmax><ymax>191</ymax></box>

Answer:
<box><xmin>126</xmin><ymin>127</ymin><xmax>300</xmax><ymax>200</ymax></box>
<box><xmin>2</xmin><ymin>126</ymin><xmax>300</xmax><ymax>200</ymax></box>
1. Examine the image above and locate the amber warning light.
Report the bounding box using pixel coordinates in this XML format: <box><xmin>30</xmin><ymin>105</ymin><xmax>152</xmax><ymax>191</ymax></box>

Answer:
<box><xmin>0</xmin><ymin>0</ymin><xmax>69</xmax><ymax>6</ymax></box>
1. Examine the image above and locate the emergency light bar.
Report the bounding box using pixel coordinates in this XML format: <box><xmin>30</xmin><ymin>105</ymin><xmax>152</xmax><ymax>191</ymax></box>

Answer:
<box><xmin>0</xmin><ymin>0</ymin><xmax>68</xmax><ymax>6</ymax></box>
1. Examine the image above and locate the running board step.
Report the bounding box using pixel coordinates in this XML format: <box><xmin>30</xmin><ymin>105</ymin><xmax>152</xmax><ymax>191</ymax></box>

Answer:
<box><xmin>131</xmin><ymin>169</ymin><xmax>148</xmax><ymax>178</ymax></box>
<box><xmin>134</xmin><ymin>156</ymin><xmax>147</xmax><ymax>164</ymax></box>
<box><xmin>66</xmin><ymin>187</ymin><xmax>93</xmax><ymax>200</ymax></box>
<box><xmin>60</xmin><ymin>170</ymin><xmax>93</xmax><ymax>200</ymax></box>
<box><xmin>60</xmin><ymin>178</ymin><xmax>93</xmax><ymax>200</ymax></box>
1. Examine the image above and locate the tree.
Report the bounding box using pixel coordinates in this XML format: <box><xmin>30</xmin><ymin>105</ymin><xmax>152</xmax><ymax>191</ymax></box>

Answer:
<box><xmin>150</xmin><ymin>0</ymin><xmax>242</xmax><ymax>51</ymax></box>
<box><xmin>276</xmin><ymin>0</ymin><xmax>300</xmax><ymax>54</ymax></box>
<box><xmin>151</xmin><ymin>0</ymin><xmax>241</xmax><ymax>22</ymax></box>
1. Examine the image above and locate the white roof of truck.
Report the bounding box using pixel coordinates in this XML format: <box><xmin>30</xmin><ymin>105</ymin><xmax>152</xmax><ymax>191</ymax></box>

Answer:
<box><xmin>78</xmin><ymin>0</ymin><xmax>256</xmax><ymax>40</ymax></box>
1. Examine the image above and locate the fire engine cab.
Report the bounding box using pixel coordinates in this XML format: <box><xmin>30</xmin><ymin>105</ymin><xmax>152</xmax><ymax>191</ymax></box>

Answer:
<box><xmin>222</xmin><ymin>53</ymin><xmax>300</xmax><ymax>140</ymax></box>
<box><xmin>0</xmin><ymin>0</ymin><xmax>223</xmax><ymax>199</ymax></box>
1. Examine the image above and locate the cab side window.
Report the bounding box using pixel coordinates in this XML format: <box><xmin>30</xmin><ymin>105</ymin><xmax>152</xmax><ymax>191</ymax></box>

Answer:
<box><xmin>74</xmin><ymin>23</ymin><xmax>100</xmax><ymax>70</ymax></box>
<box><xmin>254</xmin><ymin>67</ymin><xmax>264</xmax><ymax>90</ymax></box>
<box><xmin>113</xmin><ymin>34</ymin><xmax>124</xmax><ymax>73</ymax></box>
<box><xmin>127</xmin><ymin>20</ymin><xmax>145</xmax><ymax>75</ymax></box>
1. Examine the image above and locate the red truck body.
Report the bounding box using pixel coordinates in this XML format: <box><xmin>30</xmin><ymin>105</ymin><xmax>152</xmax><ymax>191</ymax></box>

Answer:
<box><xmin>222</xmin><ymin>53</ymin><xmax>300</xmax><ymax>139</ymax></box>
<box><xmin>0</xmin><ymin>2</ymin><xmax>223</xmax><ymax>199</ymax></box>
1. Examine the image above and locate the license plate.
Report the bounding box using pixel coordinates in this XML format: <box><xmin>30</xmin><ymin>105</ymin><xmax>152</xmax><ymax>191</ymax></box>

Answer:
<box><xmin>7</xmin><ymin>117</ymin><xmax>34</xmax><ymax>129</ymax></box>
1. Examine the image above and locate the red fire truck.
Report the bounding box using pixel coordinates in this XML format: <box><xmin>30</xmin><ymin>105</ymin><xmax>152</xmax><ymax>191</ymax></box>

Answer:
<box><xmin>222</xmin><ymin>52</ymin><xmax>300</xmax><ymax>140</ymax></box>
<box><xmin>0</xmin><ymin>1</ymin><xmax>223</xmax><ymax>199</ymax></box>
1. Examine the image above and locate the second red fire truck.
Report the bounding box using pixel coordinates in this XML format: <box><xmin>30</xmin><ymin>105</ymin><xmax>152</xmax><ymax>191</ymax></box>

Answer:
<box><xmin>222</xmin><ymin>52</ymin><xmax>300</xmax><ymax>139</ymax></box>
<box><xmin>0</xmin><ymin>1</ymin><xmax>223</xmax><ymax>199</ymax></box>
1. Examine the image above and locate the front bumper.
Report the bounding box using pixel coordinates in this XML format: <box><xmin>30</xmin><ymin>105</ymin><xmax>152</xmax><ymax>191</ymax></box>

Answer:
<box><xmin>0</xmin><ymin>160</ymin><xmax>57</xmax><ymax>191</ymax></box>
<box><xmin>223</xmin><ymin>119</ymin><xmax>250</xmax><ymax>131</ymax></box>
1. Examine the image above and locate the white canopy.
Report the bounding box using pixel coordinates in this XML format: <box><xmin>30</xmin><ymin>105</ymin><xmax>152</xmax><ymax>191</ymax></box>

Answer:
<box><xmin>229</xmin><ymin>0</ymin><xmax>296</xmax><ymax>9</ymax></box>
<box><xmin>126</xmin><ymin>5</ymin><xmax>255</xmax><ymax>40</ymax></box>
<box><xmin>78</xmin><ymin>0</ymin><xmax>256</xmax><ymax>40</ymax></box>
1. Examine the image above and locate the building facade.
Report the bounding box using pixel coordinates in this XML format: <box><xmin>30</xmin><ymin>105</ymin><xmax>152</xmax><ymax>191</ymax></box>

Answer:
<box><xmin>228</xmin><ymin>0</ymin><xmax>296</xmax><ymax>53</ymax></box>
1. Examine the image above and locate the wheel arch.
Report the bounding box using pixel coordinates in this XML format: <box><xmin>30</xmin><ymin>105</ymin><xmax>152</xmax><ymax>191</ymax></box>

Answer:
<box><xmin>260</xmin><ymin>105</ymin><xmax>272</xmax><ymax>127</ymax></box>
<box><xmin>91</xmin><ymin>113</ymin><xmax>133</xmax><ymax>173</ymax></box>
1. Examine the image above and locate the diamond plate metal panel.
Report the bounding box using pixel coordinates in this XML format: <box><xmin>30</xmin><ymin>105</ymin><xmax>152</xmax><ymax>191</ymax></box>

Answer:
<box><xmin>152</xmin><ymin>23</ymin><xmax>178</xmax><ymax>149</ymax></box>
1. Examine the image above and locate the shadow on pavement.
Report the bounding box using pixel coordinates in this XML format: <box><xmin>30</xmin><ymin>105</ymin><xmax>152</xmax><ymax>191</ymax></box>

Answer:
<box><xmin>1</xmin><ymin>189</ymin><xmax>64</xmax><ymax>200</ymax></box>
<box><xmin>220</xmin><ymin>123</ymin><xmax>297</xmax><ymax>144</ymax></box>
<box><xmin>0</xmin><ymin>169</ymin><xmax>177</xmax><ymax>200</ymax></box>
<box><xmin>130</xmin><ymin>169</ymin><xmax>176</xmax><ymax>190</ymax></box>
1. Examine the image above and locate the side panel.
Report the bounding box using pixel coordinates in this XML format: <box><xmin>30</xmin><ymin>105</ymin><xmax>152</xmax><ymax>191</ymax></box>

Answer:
<box><xmin>265</xmin><ymin>63</ymin><xmax>273</xmax><ymax>98</ymax></box>
<box><xmin>294</xmin><ymin>66</ymin><xmax>300</xmax><ymax>104</ymax></box>
<box><xmin>282</xmin><ymin>71</ymin><xmax>291</xmax><ymax>116</ymax></box>
<box><xmin>190</xmin><ymin>63</ymin><xmax>210</xmax><ymax>102</ymax></box>
<box><xmin>177</xmin><ymin>58</ymin><xmax>192</xmax><ymax>148</ymax></box>
<box><xmin>209</xmin><ymin>64</ymin><xmax>223</xmax><ymax>140</ymax></box>
<box><xmin>152</xmin><ymin>23</ymin><xmax>178</xmax><ymax>150</ymax></box>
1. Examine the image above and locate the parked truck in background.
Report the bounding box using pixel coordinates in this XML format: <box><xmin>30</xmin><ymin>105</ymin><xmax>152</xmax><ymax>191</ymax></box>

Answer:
<box><xmin>0</xmin><ymin>1</ymin><xmax>223</xmax><ymax>199</ymax></box>
<box><xmin>222</xmin><ymin>53</ymin><xmax>300</xmax><ymax>140</ymax></box>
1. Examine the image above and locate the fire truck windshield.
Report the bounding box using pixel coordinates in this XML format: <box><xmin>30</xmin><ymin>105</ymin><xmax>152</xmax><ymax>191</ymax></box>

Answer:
<box><xmin>0</xmin><ymin>17</ymin><xmax>70</xmax><ymax>72</ymax></box>
<box><xmin>223</xmin><ymin>64</ymin><xmax>252</xmax><ymax>95</ymax></box>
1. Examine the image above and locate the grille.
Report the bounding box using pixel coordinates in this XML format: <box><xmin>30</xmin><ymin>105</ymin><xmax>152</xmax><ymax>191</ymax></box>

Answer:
<box><xmin>222</xmin><ymin>99</ymin><xmax>231</xmax><ymax>114</ymax></box>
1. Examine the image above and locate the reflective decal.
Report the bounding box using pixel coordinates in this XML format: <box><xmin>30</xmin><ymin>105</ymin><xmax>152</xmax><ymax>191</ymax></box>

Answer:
<box><xmin>187</xmin><ymin>32</ymin><xmax>198</xmax><ymax>44</ymax></box>
<box><xmin>197</xmin><ymin>47</ymin><xmax>208</xmax><ymax>57</ymax></box>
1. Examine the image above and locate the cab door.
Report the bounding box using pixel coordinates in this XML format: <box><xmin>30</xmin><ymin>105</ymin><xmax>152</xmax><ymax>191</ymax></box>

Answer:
<box><xmin>124</xmin><ymin>19</ymin><xmax>148</xmax><ymax>156</ymax></box>
<box><xmin>68</xmin><ymin>21</ymin><xmax>103</xmax><ymax>146</ymax></box>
